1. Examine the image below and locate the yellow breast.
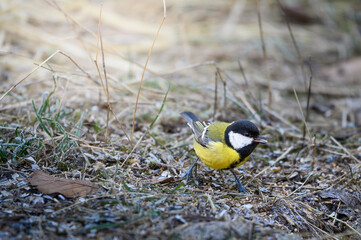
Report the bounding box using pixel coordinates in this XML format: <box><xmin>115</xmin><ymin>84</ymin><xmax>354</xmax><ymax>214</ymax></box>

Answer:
<box><xmin>193</xmin><ymin>140</ymin><xmax>250</xmax><ymax>170</ymax></box>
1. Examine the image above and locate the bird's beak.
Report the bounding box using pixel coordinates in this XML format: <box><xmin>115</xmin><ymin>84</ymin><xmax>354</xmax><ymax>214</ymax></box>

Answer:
<box><xmin>253</xmin><ymin>136</ymin><xmax>267</xmax><ymax>144</ymax></box>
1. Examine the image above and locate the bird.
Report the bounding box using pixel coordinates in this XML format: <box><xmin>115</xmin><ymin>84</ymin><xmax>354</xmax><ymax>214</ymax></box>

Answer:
<box><xmin>181</xmin><ymin>111</ymin><xmax>267</xmax><ymax>193</ymax></box>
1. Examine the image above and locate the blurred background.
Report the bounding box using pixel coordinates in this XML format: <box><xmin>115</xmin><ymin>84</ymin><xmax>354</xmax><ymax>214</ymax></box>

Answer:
<box><xmin>1</xmin><ymin>0</ymin><xmax>360</xmax><ymax>132</ymax></box>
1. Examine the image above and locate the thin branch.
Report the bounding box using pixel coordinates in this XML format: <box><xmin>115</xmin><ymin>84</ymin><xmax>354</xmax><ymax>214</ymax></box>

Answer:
<box><xmin>98</xmin><ymin>7</ymin><xmax>111</xmax><ymax>141</ymax></box>
<box><xmin>92</xmin><ymin>5</ymin><xmax>131</xmax><ymax>144</ymax></box>
<box><xmin>256</xmin><ymin>0</ymin><xmax>272</xmax><ymax>106</ymax></box>
<box><xmin>0</xmin><ymin>50</ymin><xmax>60</xmax><ymax>102</ymax></box>
<box><xmin>246</xmin><ymin>146</ymin><xmax>294</xmax><ymax>186</ymax></box>
<box><xmin>297</xmin><ymin>201</ymin><xmax>361</xmax><ymax>237</ymax></box>
<box><xmin>131</xmin><ymin>1</ymin><xmax>167</xmax><ymax>142</ymax></box>
<box><xmin>286</xmin><ymin>172</ymin><xmax>313</xmax><ymax>197</ymax></box>
<box><xmin>277</xmin><ymin>0</ymin><xmax>307</xmax><ymax>92</ymax></box>
<box><xmin>330</xmin><ymin>136</ymin><xmax>361</xmax><ymax>163</ymax></box>
<box><xmin>213</xmin><ymin>71</ymin><xmax>218</xmax><ymax>121</ymax></box>
<box><xmin>293</xmin><ymin>88</ymin><xmax>311</xmax><ymax>142</ymax></box>
<box><xmin>303</xmin><ymin>58</ymin><xmax>313</xmax><ymax>142</ymax></box>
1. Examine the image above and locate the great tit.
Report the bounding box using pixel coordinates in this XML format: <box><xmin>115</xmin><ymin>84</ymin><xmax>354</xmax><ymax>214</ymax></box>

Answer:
<box><xmin>181</xmin><ymin>111</ymin><xmax>267</xmax><ymax>193</ymax></box>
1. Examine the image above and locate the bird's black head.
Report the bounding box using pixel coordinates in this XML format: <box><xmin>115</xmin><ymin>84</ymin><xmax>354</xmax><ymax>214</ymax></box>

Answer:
<box><xmin>224</xmin><ymin>120</ymin><xmax>266</xmax><ymax>159</ymax></box>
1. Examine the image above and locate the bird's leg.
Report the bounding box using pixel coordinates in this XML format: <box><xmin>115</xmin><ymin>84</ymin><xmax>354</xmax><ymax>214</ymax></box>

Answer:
<box><xmin>230</xmin><ymin>170</ymin><xmax>249</xmax><ymax>194</ymax></box>
<box><xmin>194</xmin><ymin>160</ymin><xmax>198</xmax><ymax>177</ymax></box>
<box><xmin>182</xmin><ymin>157</ymin><xmax>199</xmax><ymax>184</ymax></box>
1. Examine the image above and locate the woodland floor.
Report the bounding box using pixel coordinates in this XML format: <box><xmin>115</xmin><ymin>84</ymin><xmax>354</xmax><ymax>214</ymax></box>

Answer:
<box><xmin>1</xmin><ymin>0</ymin><xmax>361</xmax><ymax>239</ymax></box>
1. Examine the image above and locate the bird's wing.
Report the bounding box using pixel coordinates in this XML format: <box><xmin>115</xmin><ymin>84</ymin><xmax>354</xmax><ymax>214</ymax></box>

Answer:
<box><xmin>181</xmin><ymin>112</ymin><xmax>229</xmax><ymax>147</ymax></box>
<box><xmin>187</xmin><ymin>120</ymin><xmax>212</xmax><ymax>147</ymax></box>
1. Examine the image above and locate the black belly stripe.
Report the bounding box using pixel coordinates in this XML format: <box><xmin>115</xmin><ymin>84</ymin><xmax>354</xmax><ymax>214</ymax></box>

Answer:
<box><xmin>224</xmin><ymin>144</ymin><xmax>258</xmax><ymax>170</ymax></box>
<box><xmin>224</xmin><ymin>157</ymin><xmax>246</xmax><ymax>170</ymax></box>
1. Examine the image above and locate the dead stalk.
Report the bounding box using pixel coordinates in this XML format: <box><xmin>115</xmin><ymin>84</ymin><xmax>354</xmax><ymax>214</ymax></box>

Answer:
<box><xmin>131</xmin><ymin>1</ymin><xmax>167</xmax><ymax>142</ymax></box>
<box><xmin>256</xmin><ymin>0</ymin><xmax>272</xmax><ymax>106</ymax></box>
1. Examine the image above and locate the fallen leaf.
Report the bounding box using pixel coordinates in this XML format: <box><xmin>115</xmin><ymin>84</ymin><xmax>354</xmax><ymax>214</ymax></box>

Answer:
<box><xmin>319</xmin><ymin>189</ymin><xmax>361</xmax><ymax>210</ymax></box>
<box><xmin>29</xmin><ymin>170</ymin><xmax>99</xmax><ymax>198</ymax></box>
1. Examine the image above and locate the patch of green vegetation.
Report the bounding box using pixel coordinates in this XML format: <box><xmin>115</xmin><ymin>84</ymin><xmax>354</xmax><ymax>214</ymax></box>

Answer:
<box><xmin>143</xmin><ymin>78</ymin><xmax>161</xmax><ymax>88</ymax></box>
<box><xmin>57</xmin><ymin>161</ymin><xmax>74</xmax><ymax>171</ymax></box>
<box><xmin>93</xmin><ymin>120</ymin><xmax>103</xmax><ymax>134</ymax></box>
<box><xmin>169</xmin><ymin>181</ymin><xmax>185</xmax><ymax>194</ymax></box>
<box><xmin>136</xmin><ymin>111</ymin><xmax>153</xmax><ymax>123</ymax></box>
<box><xmin>28</xmin><ymin>79</ymin><xmax>89</xmax><ymax>169</ymax></box>
<box><xmin>118</xmin><ymin>145</ymin><xmax>129</xmax><ymax>152</ymax></box>
<box><xmin>147</xmin><ymin>207</ymin><xmax>159</xmax><ymax>220</ymax></box>
<box><xmin>100</xmin><ymin>199</ymin><xmax>119</xmax><ymax>206</ymax></box>
<box><xmin>0</xmin><ymin>127</ymin><xmax>42</xmax><ymax>165</ymax></box>
<box><xmin>72</xmin><ymin>109</ymin><xmax>87</xmax><ymax>137</ymax></box>
<box><xmin>149</xmin><ymin>161</ymin><xmax>161</xmax><ymax>170</ymax></box>
<box><xmin>0</xmin><ymin>144</ymin><xmax>7</xmax><ymax>162</ymax></box>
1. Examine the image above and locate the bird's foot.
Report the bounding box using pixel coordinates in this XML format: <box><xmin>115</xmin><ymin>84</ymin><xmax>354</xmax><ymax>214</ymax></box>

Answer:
<box><xmin>230</xmin><ymin>170</ymin><xmax>249</xmax><ymax>195</ymax></box>
<box><xmin>235</xmin><ymin>182</ymin><xmax>249</xmax><ymax>195</ymax></box>
<box><xmin>182</xmin><ymin>157</ymin><xmax>199</xmax><ymax>185</ymax></box>
<box><xmin>182</xmin><ymin>168</ymin><xmax>197</xmax><ymax>185</ymax></box>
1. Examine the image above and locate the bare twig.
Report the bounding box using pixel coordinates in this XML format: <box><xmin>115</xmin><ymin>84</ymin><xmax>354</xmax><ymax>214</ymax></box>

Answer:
<box><xmin>98</xmin><ymin>6</ymin><xmax>111</xmax><ymax>141</ymax></box>
<box><xmin>286</xmin><ymin>172</ymin><xmax>313</xmax><ymax>198</ymax></box>
<box><xmin>91</xmin><ymin>5</ymin><xmax>130</xmax><ymax>144</ymax></box>
<box><xmin>58</xmin><ymin>51</ymin><xmax>95</xmax><ymax>81</ymax></box>
<box><xmin>0</xmin><ymin>50</ymin><xmax>60</xmax><ymax>102</ymax></box>
<box><xmin>256</xmin><ymin>0</ymin><xmax>272</xmax><ymax>106</ymax></box>
<box><xmin>131</xmin><ymin>0</ymin><xmax>167</xmax><ymax>142</ymax></box>
<box><xmin>293</xmin><ymin>89</ymin><xmax>311</xmax><ymax>142</ymax></box>
<box><xmin>262</xmin><ymin>105</ymin><xmax>300</xmax><ymax>131</ymax></box>
<box><xmin>238</xmin><ymin>59</ymin><xmax>256</xmax><ymax>102</ymax></box>
<box><xmin>247</xmin><ymin>146</ymin><xmax>294</xmax><ymax>186</ymax></box>
<box><xmin>222</xmin><ymin>71</ymin><xmax>227</xmax><ymax>120</ymax></box>
<box><xmin>297</xmin><ymin>201</ymin><xmax>361</xmax><ymax>237</ymax></box>
<box><xmin>213</xmin><ymin>71</ymin><xmax>218</xmax><ymax>121</ymax></box>
<box><xmin>303</xmin><ymin>58</ymin><xmax>313</xmax><ymax>142</ymax></box>
<box><xmin>235</xmin><ymin>92</ymin><xmax>262</xmax><ymax>124</ymax></box>
<box><xmin>47</xmin><ymin>0</ymin><xmax>93</xmax><ymax>62</ymax></box>
<box><xmin>277</xmin><ymin>0</ymin><xmax>307</xmax><ymax>92</ymax></box>
<box><xmin>330</xmin><ymin>136</ymin><xmax>360</xmax><ymax>163</ymax></box>
<box><xmin>93</xmin><ymin>5</ymin><xmax>110</xmax><ymax>141</ymax></box>
<box><xmin>161</xmin><ymin>60</ymin><xmax>216</xmax><ymax>76</ymax></box>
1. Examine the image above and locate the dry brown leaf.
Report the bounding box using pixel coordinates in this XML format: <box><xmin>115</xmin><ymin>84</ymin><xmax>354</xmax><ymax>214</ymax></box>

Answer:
<box><xmin>29</xmin><ymin>170</ymin><xmax>99</xmax><ymax>198</ymax></box>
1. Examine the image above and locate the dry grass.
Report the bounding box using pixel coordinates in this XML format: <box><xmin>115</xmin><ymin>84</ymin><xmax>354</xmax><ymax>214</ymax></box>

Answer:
<box><xmin>1</xmin><ymin>0</ymin><xmax>361</xmax><ymax>239</ymax></box>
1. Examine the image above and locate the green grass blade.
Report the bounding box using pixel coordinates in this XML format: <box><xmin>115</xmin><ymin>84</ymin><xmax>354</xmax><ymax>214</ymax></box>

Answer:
<box><xmin>76</xmin><ymin>110</ymin><xmax>87</xmax><ymax>137</ymax></box>
<box><xmin>169</xmin><ymin>181</ymin><xmax>184</xmax><ymax>194</ymax></box>
<box><xmin>123</xmin><ymin>181</ymin><xmax>133</xmax><ymax>192</ymax></box>
<box><xmin>32</xmin><ymin>100</ymin><xmax>52</xmax><ymax>137</ymax></box>
<box><xmin>150</xmin><ymin>83</ymin><xmax>170</xmax><ymax>129</ymax></box>
<box><xmin>83</xmin><ymin>216</ymin><xmax>143</xmax><ymax>231</ymax></box>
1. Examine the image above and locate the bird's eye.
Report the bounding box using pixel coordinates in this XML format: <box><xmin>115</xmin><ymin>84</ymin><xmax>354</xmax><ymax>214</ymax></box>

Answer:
<box><xmin>244</xmin><ymin>133</ymin><xmax>249</xmax><ymax>137</ymax></box>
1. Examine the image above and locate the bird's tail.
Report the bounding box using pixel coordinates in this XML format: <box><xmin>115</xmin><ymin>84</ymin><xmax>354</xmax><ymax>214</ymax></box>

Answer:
<box><xmin>181</xmin><ymin>112</ymin><xmax>201</xmax><ymax>123</ymax></box>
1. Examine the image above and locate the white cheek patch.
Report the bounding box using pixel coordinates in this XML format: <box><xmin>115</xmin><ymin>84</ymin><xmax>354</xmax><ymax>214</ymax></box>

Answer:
<box><xmin>229</xmin><ymin>131</ymin><xmax>253</xmax><ymax>150</ymax></box>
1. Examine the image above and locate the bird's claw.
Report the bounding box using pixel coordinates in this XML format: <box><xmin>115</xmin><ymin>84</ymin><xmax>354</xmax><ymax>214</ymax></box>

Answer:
<box><xmin>230</xmin><ymin>169</ymin><xmax>249</xmax><ymax>194</ymax></box>
<box><xmin>182</xmin><ymin>157</ymin><xmax>199</xmax><ymax>184</ymax></box>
